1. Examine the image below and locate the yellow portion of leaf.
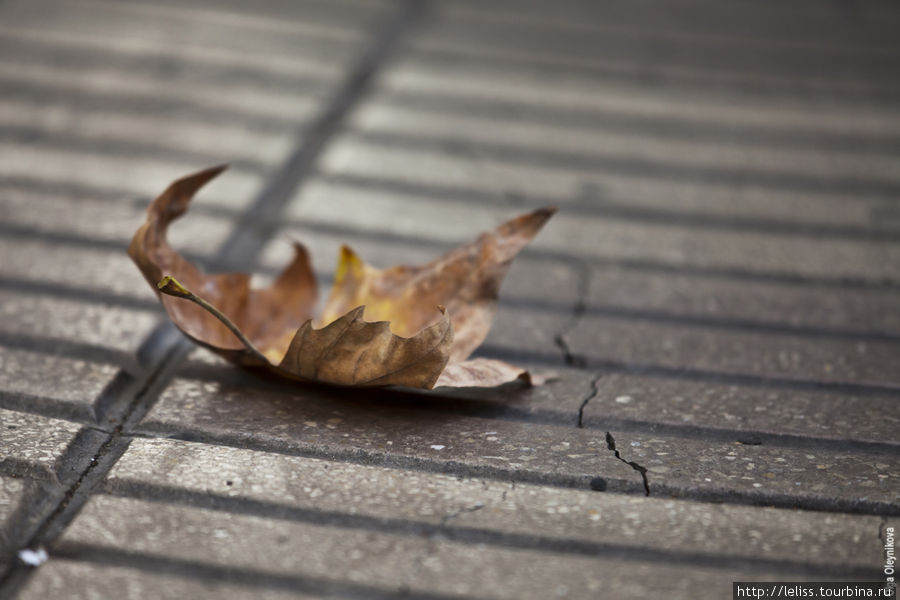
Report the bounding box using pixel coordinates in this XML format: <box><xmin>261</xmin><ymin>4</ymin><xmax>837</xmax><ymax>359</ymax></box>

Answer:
<box><xmin>321</xmin><ymin>208</ymin><xmax>556</xmax><ymax>364</ymax></box>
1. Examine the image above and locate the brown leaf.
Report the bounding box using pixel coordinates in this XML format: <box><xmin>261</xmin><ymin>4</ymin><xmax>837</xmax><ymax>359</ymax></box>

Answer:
<box><xmin>322</xmin><ymin>206</ymin><xmax>557</xmax><ymax>364</ymax></box>
<box><xmin>277</xmin><ymin>306</ymin><xmax>452</xmax><ymax>388</ymax></box>
<box><xmin>435</xmin><ymin>358</ymin><xmax>530</xmax><ymax>388</ymax></box>
<box><xmin>128</xmin><ymin>166</ymin><xmax>317</xmax><ymax>363</ymax></box>
<box><xmin>130</xmin><ymin>166</ymin><xmax>555</xmax><ymax>390</ymax></box>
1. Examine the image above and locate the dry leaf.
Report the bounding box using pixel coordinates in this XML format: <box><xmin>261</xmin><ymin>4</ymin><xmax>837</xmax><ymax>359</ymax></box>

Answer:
<box><xmin>129</xmin><ymin>166</ymin><xmax>555</xmax><ymax>390</ymax></box>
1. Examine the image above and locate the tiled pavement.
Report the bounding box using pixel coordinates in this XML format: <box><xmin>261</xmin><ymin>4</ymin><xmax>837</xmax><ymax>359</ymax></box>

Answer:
<box><xmin>0</xmin><ymin>0</ymin><xmax>899</xmax><ymax>598</ymax></box>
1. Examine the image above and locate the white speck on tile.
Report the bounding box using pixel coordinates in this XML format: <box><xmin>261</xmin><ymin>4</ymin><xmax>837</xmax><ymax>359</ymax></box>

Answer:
<box><xmin>18</xmin><ymin>548</ymin><xmax>48</xmax><ymax>566</ymax></box>
<box><xmin>615</xmin><ymin>395</ymin><xmax>632</xmax><ymax>404</ymax></box>
<box><xmin>430</xmin><ymin>445</ymin><xmax>445</xmax><ymax>450</ymax></box>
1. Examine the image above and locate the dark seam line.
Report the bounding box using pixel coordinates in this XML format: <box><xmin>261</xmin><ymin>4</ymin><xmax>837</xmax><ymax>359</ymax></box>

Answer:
<box><xmin>0</xmin><ymin>1</ymin><xmax>427</xmax><ymax>595</ymax></box>
<box><xmin>92</xmin><ymin>480</ymin><xmax>880</xmax><ymax>578</ymax></box>
<box><xmin>129</xmin><ymin>424</ymin><xmax>900</xmax><ymax>516</ymax></box>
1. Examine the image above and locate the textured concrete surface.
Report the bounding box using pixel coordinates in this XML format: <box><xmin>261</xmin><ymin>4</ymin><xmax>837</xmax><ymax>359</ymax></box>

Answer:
<box><xmin>0</xmin><ymin>409</ymin><xmax>83</xmax><ymax>482</ymax></box>
<box><xmin>142</xmin><ymin>375</ymin><xmax>643</xmax><ymax>493</ymax></box>
<box><xmin>567</xmin><ymin>314</ymin><xmax>900</xmax><ymax>384</ymax></box>
<box><xmin>105</xmin><ymin>437</ymin><xmax>884</xmax><ymax>569</ymax></box>
<box><xmin>0</xmin><ymin>349</ymin><xmax>116</xmax><ymax>419</ymax></box>
<box><xmin>19</xmin><ymin>560</ymin><xmax>321</xmax><ymax>600</ymax></box>
<box><xmin>0</xmin><ymin>290</ymin><xmax>159</xmax><ymax>359</ymax></box>
<box><xmin>585</xmin><ymin>266</ymin><xmax>900</xmax><ymax>335</ymax></box>
<box><xmin>0</xmin><ymin>477</ymin><xmax>28</xmax><ymax>560</ymax></box>
<box><xmin>0</xmin><ymin>478</ymin><xmax>27</xmax><ymax>528</ymax></box>
<box><xmin>53</xmin><ymin>494</ymin><xmax>784</xmax><ymax>600</ymax></box>
<box><xmin>1</xmin><ymin>0</ymin><xmax>898</xmax><ymax>597</ymax></box>
<box><xmin>580</xmin><ymin>372</ymin><xmax>900</xmax><ymax>444</ymax></box>
<box><xmin>604</xmin><ymin>429</ymin><xmax>899</xmax><ymax>509</ymax></box>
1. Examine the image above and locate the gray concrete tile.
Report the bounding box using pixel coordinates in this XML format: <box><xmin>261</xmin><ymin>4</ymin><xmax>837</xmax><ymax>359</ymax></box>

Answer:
<box><xmin>0</xmin><ymin>98</ymin><xmax>298</xmax><ymax>167</ymax></box>
<box><xmin>567</xmin><ymin>314</ymin><xmax>900</xmax><ymax>385</ymax></box>
<box><xmin>0</xmin><ymin>239</ymin><xmax>155</xmax><ymax>303</ymax></box>
<box><xmin>411</xmin><ymin>4</ymin><xmax>900</xmax><ymax>87</ymax></box>
<box><xmin>0</xmin><ymin>348</ymin><xmax>116</xmax><ymax>418</ymax></box>
<box><xmin>314</xmin><ymin>143</ymin><xmax>900</xmax><ymax>280</ymax></box>
<box><xmin>379</xmin><ymin>57</ymin><xmax>900</xmax><ymax>140</ymax></box>
<box><xmin>1</xmin><ymin>0</ymin><xmax>369</xmax><ymax>66</ymax></box>
<box><xmin>587</xmin><ymin>266</ymin><xmax>900</xmax><ymax>336</ymax></box>
<box><xmin>1</xmin><ymin>160</ymin><xmax>261</xmax><ymax>215</ymax></box>
<box><xmin>1</xmin><ymin>185</ymin><xmax>238</xmax><ymax>269</ymax></box>
<box><xmin>348</xmin><ymin>101</ymin><xmax>900</xmax><ymax>190</ymax></box>
<box><xmin>20</xmin><ymin>559</ymin><xmax>323</xmax><ymax>600</ymax></box>
<box><xmin>0</xmin><ymin>0</ymin><xmax>390</xmax><ymax>223</ymax></box>
<box><xmin>0</xmin><ymin>476</ymin><xmax>28</xmax><ymax>553</ymax></box>
<box><xmin>435</xmin><ymin>0</ymin><xmax>900</xmax><ymax>53</ymax></box>
<box><xmin>54</xmin><ymin>494</ymin><xmax>786</xmax><ymax>600</ymax></box>
<box><xmin>106</xmin><ymin>436</ymin><xmax>885</xmax><ymax>569</ymax></box>
<box><xmin>0</xmin><ymin>408</ymin><xmax>83</xmax><ymax>481</ymax></box>
<box><xmin>0</xmin><ymin>290</ymin><xmax>160</xmax><ymax>358</ymax></box>
<box><xmin>598</xmin><ymin>428</ymin><xmax>900</xmax><ymax>509</ymax></box>
<box><xmin>580</xmin><ymin>372</ymin><xmax>899</xmax><ymax>444</ymax></box>
<box><xmin>141</xmin><ymin>375</ymin><xmax>641</xmax><ymax>492</ymax></box>
<box><xmin>0</xmin><ymin>477</ymin><xmax>27</xmax><ymax>526</ymax></box>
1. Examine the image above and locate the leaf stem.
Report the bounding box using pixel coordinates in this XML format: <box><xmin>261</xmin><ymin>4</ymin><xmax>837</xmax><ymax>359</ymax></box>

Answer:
<box><xmin>157</xmin><ymin>275</ymin><xmax>269</xmax><ymax>364</ymax></box>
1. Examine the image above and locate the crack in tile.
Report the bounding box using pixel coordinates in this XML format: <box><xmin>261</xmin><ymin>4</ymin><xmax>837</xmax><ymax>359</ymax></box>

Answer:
<box><xmin>605</xmin><ymin>432</ymin><xmax>650</xmax><ymax>496</ymax></box>
<box><xmin>552</xmin><ymin>264</ymin><xmax>590</xmax><ymax>368</ymax></box>
<box><xmin>576</xmin><ymin>375</ymin><xmax>601</xmax><ymax>428</ymax></box>
<box><xmin>440</xmin><ymin>502</ymin><xmax>485</xmax><ymax>526</ymax></box>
